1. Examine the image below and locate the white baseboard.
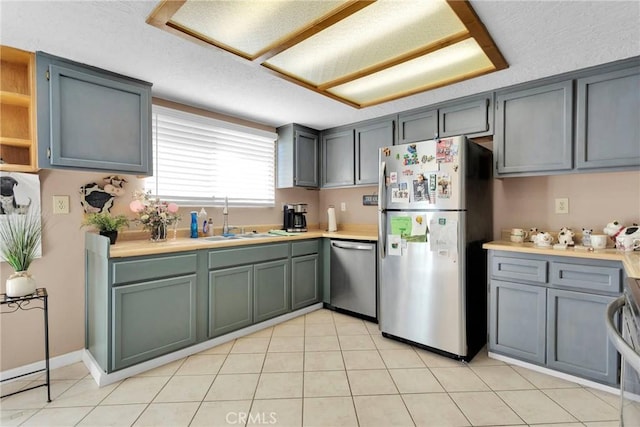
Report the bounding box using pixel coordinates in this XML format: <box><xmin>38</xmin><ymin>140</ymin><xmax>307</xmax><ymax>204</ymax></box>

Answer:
<box><xmin>84</xmin><ymin>303</ymin><xmax>323</xmax><ymax>387</ymax></box>
<box><xmin>0</xmin><ymin>350</ymin><xmax>84</xmax><ymax>382</ymax></box>
<box><xmin>488</xmin><ymin>351</ymin><xmax>621</xmax><ymax>396</ymax></box>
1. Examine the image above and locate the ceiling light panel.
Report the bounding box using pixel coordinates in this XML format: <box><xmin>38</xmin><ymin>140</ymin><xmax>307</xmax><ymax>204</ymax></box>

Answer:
<box><xmin>265</xmin><ymin>0</ymin><xmax>466</xmax><ymax>86</ymax></box>
<box><xmin>170</xmin><ymin>0</ymin><xmax>348</xmax><ymax>59</ymax></box>
<box><xmin>328</xmin><ymin>38</ymin><xmax>495</xmax><ymax>105</ymax></box>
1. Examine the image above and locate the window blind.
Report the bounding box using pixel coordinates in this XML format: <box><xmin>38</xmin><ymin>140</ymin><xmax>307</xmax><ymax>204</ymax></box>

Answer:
<box><xmin>145</xmin><ymin>106</ymin><xmax>276</xmax><ymax>207</ymax></box>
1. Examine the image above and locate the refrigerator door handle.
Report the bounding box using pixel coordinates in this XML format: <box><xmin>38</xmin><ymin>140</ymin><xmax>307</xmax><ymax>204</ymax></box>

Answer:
<box><xmin>378</xmin><ymin>160</ymin><xmax>386</xmax><ymax>259</ymax></box>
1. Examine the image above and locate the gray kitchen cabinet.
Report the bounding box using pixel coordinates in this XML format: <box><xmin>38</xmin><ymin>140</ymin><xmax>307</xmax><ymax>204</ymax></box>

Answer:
<box><xmin>397</xmin><ymin>108</ymin><xmax>438</xmax><ymax>145</ymax></box>
<box><xmin>495</xmin><ymin>81</ymin><xmax>573</xmax><ymax>175</ymax></box>
<box><xmin>291</xmin><ymin>240</ymin><xmax>321</xmax><ymax>310</ymax></box>
<box><xmin>547</xmin><ymin>288</ymin><xmax>618</xmax><ymax>385</ymax></box>
<box><xmin>253</xmin><ymin>259</ymin><xmax>289</xmax><ymax>323</ymax></box>
<box><xmin>208</xmin><ymin>266</ymin><xmax>253</xmax><ymax>337</ymax></box>
<box><xmin>322</xmin><ymin>129</ymin><xmax>355</xmax><ymax>187</ymax></box>
<box><xmin>489</xmin><ymin>279</ymin><xmax>547</xmax><ymax>364</ymax></box>
<box><xmin>355</xmin><ymin>119</ymin><xmax>395</xmax><ymax>185</ymax></box>
<box><xmin>576</xmin><ymin>66</ymin><xmax>640</xmax><ymax>170</ymax></box>
<box><xmin>439</xmin><ymin>95</ymin><xmax>493</xmax><ymax>138</ymax></box>
<box><xmin>36</xmin><ymin>51</ymin><xmax>152</xmax><ymax>174</ymax></box>
<box><xmin>276</xmin><ymin>123</ymin><xmax>319</xmax><ymax>188</ymax></box>
<box><xmin>112</xmin><ymin>274</ymin><xmax>197</xmax><ymax>371</ymax></box>
<box><xmin>488</xmin><ymin>250</ymin><xmax>622</xmax><ymax>386</ymax></box>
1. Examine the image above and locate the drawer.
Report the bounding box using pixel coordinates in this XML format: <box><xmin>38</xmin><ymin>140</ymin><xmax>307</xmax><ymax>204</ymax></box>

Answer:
<box><xmin>491</xmin><ymin>256</ymin><xmax>548</xmax><ymax>284</ymax></box>
<box><xmin>550</xmin><ymin>262</ymin><xmax>621</xmax><ymax>294</ymax></box>
<box><xmin>291</xmin><ymin>240</ymin><xmax>319</xmax><ymax>257</ymax></box>
<box><xmin>112</xmin><ymin>253</ymin><xmax>198</xmax><ymax>285</ymax></box>
<box><xmin>209</xmin><ymin>243</ymin><xmax>289</xmax><ymax>269</ymax></box>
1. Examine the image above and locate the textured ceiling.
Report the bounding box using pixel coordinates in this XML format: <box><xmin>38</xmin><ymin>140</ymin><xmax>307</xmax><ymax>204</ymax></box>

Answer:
<box><xmin>1</xmin><ymin>1</ymin><xmax>638</xmax><ymax>130</ymax></box>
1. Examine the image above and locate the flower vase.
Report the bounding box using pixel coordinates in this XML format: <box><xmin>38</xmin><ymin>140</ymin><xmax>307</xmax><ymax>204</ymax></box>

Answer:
<box><xmin>150</xmin><ymin>223</ymin><xmax>167</xmax><ymax>242</ymax></box>
<box><xmin>6</xmin><ymin>271</ymin><xmax>37</xmax><ymax>297</ymax></box>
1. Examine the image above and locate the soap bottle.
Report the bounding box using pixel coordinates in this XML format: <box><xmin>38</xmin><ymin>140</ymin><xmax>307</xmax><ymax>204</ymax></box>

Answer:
<box><xmin>190</xmin><ymin>211</ymin><xmax>198</xmax><ymax>238</ymax></box>
<box><xmin>206</xmin><ymin>218</ymin><xmax>214</xmax><ymax>236</ymax></box>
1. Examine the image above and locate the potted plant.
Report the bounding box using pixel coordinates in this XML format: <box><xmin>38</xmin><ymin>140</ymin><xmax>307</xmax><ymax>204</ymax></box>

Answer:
<box><xmin>0</xmin><ymin>213</ymin><xmax>42</xmax><ymax>297</ymax></box>
<box><xmin>83</xmin><ymin>212</ymin><xmax>129</xmax><ymax>245</ymax></box>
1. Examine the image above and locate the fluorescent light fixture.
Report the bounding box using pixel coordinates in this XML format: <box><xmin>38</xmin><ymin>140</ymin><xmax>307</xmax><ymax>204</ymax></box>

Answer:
<box><xmin>147</xmin><ymin>0</ymin><xmax>508</xmax><ymax>108</ymax></box>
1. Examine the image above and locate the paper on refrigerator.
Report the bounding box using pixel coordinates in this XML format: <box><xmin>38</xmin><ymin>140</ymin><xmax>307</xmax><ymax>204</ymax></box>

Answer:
<box><xmin>429</xmin><ymin>217</ymin><xmax>458</xmax><ymax>255</ymax></box>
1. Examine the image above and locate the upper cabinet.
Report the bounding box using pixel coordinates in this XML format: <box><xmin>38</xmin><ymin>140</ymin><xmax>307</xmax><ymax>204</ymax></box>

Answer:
<box><xmin>576</xmin><ymin>66</ymin><xmax>640</xmax><ymax>170</ymax></box>
<box><xmin>276</xmin><ymin>124</ymin><xmax>319</xmax><ymax>188</ymax></box>
<box><xmin>439</xmin><ymin>95</ymin><xmax>493</xmax><ymax>138</ymax></box>
<box><xmin>397</xmin><ymin>108</ymin><xmax>438</xmax><ymax>145</ymax></box>
<box><xmin>321</xmin><ymin>116</ymin><xmax>395</xmax><ymax>188</ymax></box>
<box><xmin>321</xmin><ymin>128</ymin><xmax>354</xmax><ymax>188</ymax></box>
<box><xmin>397</xmin><ymin>93</ymin><xmax>493</xmax><ymax>145</ymax></box>
<box><xmin>0</xmin><ymin>46</ymin><xmax>37</xmax><ymax>172</ymax></box>
<box><xmin>36</xmin><ymin>52</ymin><xmax>152</xmax><ymax>175</ymax></box>
<box><xmin>495</xmin><ymin>81</ymin><xmax>574</xmax><ymax>176</ymax></box>
<box><xmin>355</xmin><ymin>119</ymin><xmax>394</xmax><ymax>185</ymax></box>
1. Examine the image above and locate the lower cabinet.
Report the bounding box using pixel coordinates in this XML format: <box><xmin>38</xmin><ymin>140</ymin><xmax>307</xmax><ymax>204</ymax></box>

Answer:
<box><xmin>208</xmin><ymin>266</ymin><xmax>253</xmax><ymax>337</ymax></box>
<box><xmin>253</xmin><ymin>259</ymin><xmax>289</xmax><ymax>323</ymax></box>
<box><xmin>112</xmin><ymin>274</ymin><xmax>197</xmax><ymax>371</ymax></box>
<box><xmin>488</xmin><ymin>250</ymin><xmax>622</xmax><ymax>386</ymax></box>
<box><xmin>547</xmin><ymin>289</ymin><xmax>618</xmax><ymax>384</ymax></box>
<box><xmin>489</xmin><ymin>280</ymin><xmax>546</xmax><ymax>364</ymax></box>
<box><xmin>292</xmin><ymin>254</ymin><xmax>320</xmax><ymax>310</ymax></box>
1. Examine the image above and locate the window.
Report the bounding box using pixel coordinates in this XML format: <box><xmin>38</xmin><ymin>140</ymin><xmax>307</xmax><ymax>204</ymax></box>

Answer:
<box><xmin>145</xmin><ymin>105</ymin><xmax>276</xmax><ymax>207</ymax></box>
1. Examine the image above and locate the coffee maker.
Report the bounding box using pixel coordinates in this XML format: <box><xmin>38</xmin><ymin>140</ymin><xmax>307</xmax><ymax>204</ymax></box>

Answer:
<box><xmin>283</xmin><ymin>203</ymin><xmax>307</xmax><ymax>232</ymax></box>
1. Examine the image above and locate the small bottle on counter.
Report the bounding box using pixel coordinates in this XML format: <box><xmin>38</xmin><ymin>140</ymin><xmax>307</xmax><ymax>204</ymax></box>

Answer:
<box><xmin>190</xmin><ymin>211</ymin><xmax>198</xmax><ymax>238</ymax></box>
<box><xmin>206</xmin><ymin>218</ymin><xmax>214</xmax><ymax>236</ymax></box>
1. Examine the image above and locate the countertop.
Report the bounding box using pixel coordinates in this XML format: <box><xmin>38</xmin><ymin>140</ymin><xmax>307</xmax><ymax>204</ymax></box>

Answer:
<box><xmin>108</xmin><ymin>229</ymin><xmax>378</xmax><ymax>258</ymax></box>
<box><xmin>483</xmin><ymin>241</ymin><xmax>640</xmax><ymax>279</ymax></box>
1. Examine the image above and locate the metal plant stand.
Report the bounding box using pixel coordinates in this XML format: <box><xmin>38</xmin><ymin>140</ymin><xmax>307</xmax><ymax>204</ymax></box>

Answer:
<box><xmin>0</xmin><ymin>288</ymin><xmax>50</xmax><ymax>402</ymax></box>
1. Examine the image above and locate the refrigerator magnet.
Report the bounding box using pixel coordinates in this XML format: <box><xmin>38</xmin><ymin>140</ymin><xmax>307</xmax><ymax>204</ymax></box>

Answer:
<box><xmin>391</xmin><ymin>182</ymin><xmax>410</xmax><ymax>203</ymax></box>
<box><xmin>437</xmin><ymin>174</ymin><xmax>452</xmax><ymax>199</ymax></box>
<box><xmin>389</xmin><ymin>172</ymin><xmax>398</xmax><ymax>184</ymax></box>
<box><xmin>388</xmin><ymin>235</ymin><xmax>402</xmax><ymax>256</ymax></box>
<box><xmin>412</xmin><ymin>174</ymin><xmax>429</xmax><ymax>203</ymax></box>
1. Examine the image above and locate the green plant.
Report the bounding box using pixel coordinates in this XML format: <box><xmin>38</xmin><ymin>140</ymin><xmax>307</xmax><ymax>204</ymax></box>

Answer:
<box><xmin>0</xmin><ymin>213</ymin><xmax>42</xmax><ymax>272</ymax></box>
<box><xmin>83</xmin><ymin>212</ymin><xmax>129</xmax><ymax>232</ymax></box>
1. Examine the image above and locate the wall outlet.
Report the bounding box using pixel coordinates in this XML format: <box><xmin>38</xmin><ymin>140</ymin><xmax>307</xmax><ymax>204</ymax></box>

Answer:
<box><xmin>53</xmin><ymin>195</ymin><xmax>70</xmax><ymax>214</ymax></box>
<box><xmin>555</xmin><ymin>197</ymin><xmax>569</xmax><ymax>214</ymax></box>
<box><xmin>340</xmin><ymin>202</ymin><xmax>346</xmax><ymax>212</ymax></box>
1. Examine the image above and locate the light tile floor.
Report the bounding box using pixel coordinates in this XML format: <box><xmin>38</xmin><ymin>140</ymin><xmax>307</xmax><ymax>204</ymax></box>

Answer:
<box><xmin>0</xmin><ymin>309</ymin><xmax>620</xmax><ymax>426</ymax></box>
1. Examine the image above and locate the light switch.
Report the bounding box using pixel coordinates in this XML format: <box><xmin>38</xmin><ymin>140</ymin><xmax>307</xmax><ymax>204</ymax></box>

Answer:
<box><xmin>340</xmin><ymin>202</ymin><xmax>346</xmax><ymax>212</ymax></box>
<box><xmin>53</xmin><ymin>195</ymin><xmax>70</xmax><ymax>214</ymax></box>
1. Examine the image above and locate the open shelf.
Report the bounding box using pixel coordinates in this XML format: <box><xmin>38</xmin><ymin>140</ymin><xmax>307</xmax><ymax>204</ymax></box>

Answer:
<box><xmin>0</xmin><ymin>45</ymin><xmax>37</xmax><ymax>172</ymax></box>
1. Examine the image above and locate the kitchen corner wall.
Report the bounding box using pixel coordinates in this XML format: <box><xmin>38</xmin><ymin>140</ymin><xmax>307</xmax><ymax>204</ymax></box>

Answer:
<box><xmin>493</xmin><ymin>170</ymin><xmax>640</xmax><ymax>238</ymax></box>
<box><xmin>318</xmin><ymin>186</ymin><xmax>378</xmax><ymax>229</ymax></box>
<box><xmin>0</xmin><ymin>169</ymin><xmax>320</xmax><ymax>371</ymax></box>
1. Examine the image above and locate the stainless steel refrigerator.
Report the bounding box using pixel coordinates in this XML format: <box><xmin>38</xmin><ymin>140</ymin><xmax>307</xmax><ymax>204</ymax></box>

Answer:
<box><xmin>378</xmin><ymin>136</ymin><xmax>492</xmax><ymax>361</ymax></box>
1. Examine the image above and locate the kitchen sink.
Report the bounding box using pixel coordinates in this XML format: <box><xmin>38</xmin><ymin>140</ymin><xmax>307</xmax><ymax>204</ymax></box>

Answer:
<box><xmin>201</xmin><ymin>235</ymin><xmax>242</xmax><ymax>241</ymax></box>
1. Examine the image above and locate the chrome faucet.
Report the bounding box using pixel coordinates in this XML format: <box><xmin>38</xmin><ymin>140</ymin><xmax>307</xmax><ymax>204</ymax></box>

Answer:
<box><xmin>222</xmin><ymin>197</ymin><xmax>244</xmax><ymax>235</ymax></box>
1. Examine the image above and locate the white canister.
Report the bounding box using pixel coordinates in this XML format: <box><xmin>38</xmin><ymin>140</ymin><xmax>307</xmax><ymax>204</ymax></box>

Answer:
<box><xmin>327</xmin><ymin>206</ymin><xmax>337</xmax><ymax>232</ymax></box>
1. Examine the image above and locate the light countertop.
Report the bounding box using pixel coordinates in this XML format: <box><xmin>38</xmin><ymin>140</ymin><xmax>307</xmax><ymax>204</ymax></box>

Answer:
<box><xmin>108</xmin><ymin>229</ymin><xmax>377</xmax><ymax>258</ymax></box>
<box><xmin>483</xmin><ymin>241</ymin><xmax>640</xmax><ymax>279</ymax></box>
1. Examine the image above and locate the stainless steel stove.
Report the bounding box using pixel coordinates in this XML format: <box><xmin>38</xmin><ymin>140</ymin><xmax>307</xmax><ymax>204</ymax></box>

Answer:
<box><xmin>606</xmin><ymin>278</ymin><xmax>640</xmax><ymax>426</ymax></box>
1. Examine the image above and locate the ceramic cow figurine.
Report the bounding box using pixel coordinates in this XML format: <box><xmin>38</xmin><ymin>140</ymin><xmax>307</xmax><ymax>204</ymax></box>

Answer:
<box><xmin>603</xmin><ymin>221</ymin><xmax>640</xmax><ymax>247</ymax></box>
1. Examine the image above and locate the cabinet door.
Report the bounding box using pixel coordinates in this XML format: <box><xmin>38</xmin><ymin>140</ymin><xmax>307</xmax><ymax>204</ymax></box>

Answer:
<box><xmin>576</xmin><ymin>67</ymin><xmax>640</xmax><ymax>169</ymax></box>
<box><xmin>355</xmin><ymin>119</ymin><xmax>394</xmax><ymax>185</ymax></box>
<box><xmin>489</xmin><ymin>280</ymin><xmax>546</xmax><ymax>364</ymax></box>
<box><xmin>208</xmin><ymin>266</ymin><xmax>253</xmax><ymax>337</ymax></box>
<box><xmin>547</xmin><ymin>289</ymin><xmax>618</xmax><ymax>385</ymax></box>
<box><xmin>253</xmin><ymin>259</ymin><xmax>289</xmax><ymax>323</ymax></box>
<box><xmin>36</xmin><ymin>52</ymin><xmax>152</xmax><ymax>174</ymax></box>
<box><xmin>322</xmin><ymin>129</ymin><xmax>354</xmax><ymax>187</ymax></box>
<box><xmin>397</xmin><ymin>108</ymin><xmax>438</xmax><ymax>144</ymax></box>
<box><xmin>112</xmin><ymin>275</ymin><xmax>197</xmax><ymax>371</ymax></box>
<box><xmin>292</xmin><ymin>254</ymin><xmax>320</xmax><ymax>310</ymax></box>
<box><xmin>439</xmin><ymin>96</ymin><xmax>492</xmax><ymax>138</ymax></box>
<box><xmin>495</xmin><ymin>81</ymin><xmax>573</xmax><ymax>175</ymax></box>
<box><xmin>294</xmin><ymin>128</ymin><xmax>319</xmax><ymax>187</ymax></box>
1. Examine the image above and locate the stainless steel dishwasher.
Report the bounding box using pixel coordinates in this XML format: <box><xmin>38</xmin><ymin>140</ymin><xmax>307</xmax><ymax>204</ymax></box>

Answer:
<box><xmin>330</xmin><ymin>240</ymin><xmax>377</xmax><ymax>320</ymax></box>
